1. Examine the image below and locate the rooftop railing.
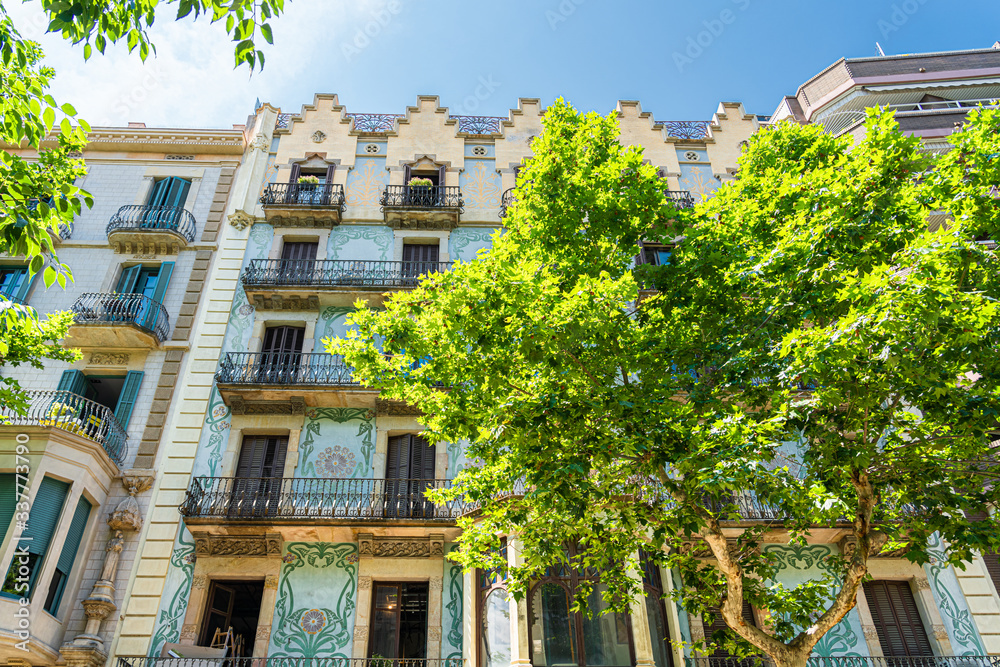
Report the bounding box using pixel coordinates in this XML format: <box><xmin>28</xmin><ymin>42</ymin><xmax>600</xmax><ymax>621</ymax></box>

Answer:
<box><xmin>685</xmin><ymin>657</ymin><xmax>1000</xmax><ymax>667</ymax></box>
<box><xmin>453</xmin><ymin>115</ymin><xmax>505</xmax><ymax>134</ymax></box>
<box><xmin>0</xmin><ymin>390</ymin><xmax>127</xmax><ymax>466</ymax></box>
<box><xmin>242</xmin><ymin>259</ymin><xmax>453</xmax><ymax>289</ymax></box>
<box><xmin>666</xmin><ymin>190</ymin><xmax>696</xmax><ymax>209</ymax></box>
<box><xmin>345</xmin><ymin>112</ymin><xmax>405</xmax><ymax>133</ymax></box>
<box><xmin>260</xmin><ymin>183</ymin><xmax>346</xmax><ymax>209</ymax></box>
<box><xmin>71</xmin><ymin>293</ymin><xmax>170</xmax><ymax>343</ymax></box>
<box><xmin>106</xmin><ymin>205</ymin><xmax>197</xmax><ymax>243</ymax></box>
<box><xmin>659</xmin><ymin>120</ymin><xmax>711</xmax><ymax>140</ymax></box>
<box><xmin>380</xmin><ymin>185</ymin><xmax>463</xmax><ymax>210</ymax></box>
<box><xmin>215</xmin><ymin>352</ymin><xmax>359</xmax><ymax>386</ymax></box>
<box><xmin>118</xmin><ymin>658</ymin><xmax>464</xmax><ymax>667</ymax></box>
<box><xmin>180</xmin><ymin>477</ymin><xmax>468</xmax><ymax>521</ymax></box>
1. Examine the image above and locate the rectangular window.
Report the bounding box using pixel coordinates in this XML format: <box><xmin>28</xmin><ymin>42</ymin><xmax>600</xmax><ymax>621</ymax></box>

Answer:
<box><xmin>0</xmin><ymin>266</ymin><xmax>28</xmax><ymax>301</ymax></box>
<box><xmin>369</xmin><ymin>582</ymin><xmax>429</xmax><ymax>659</ymax></box>
<box><xmin>640</xmin><ymin>245</ymin><xmax>672</xmax><ymax>266</ymax></box>
<box><xmin>384</xmin><ymin>434</ymin><xmax>436</xmax><ymax>519</ymax></box>
<box><xmin>198</xmin><ymin>580</ymin><xmax>264</xmax><ymax>657</ymax></box>
<box><xmin>230</xmin><ymin>436</ymin><xmax>289</xmax><ymax>518</ymax></box>
<box><xmin>44</xmin><ymin>495</ymin><xmax>92</xmax><ymax>615</ymax></box>
<box><xmin>281</xmin><ymin>242</ymin><xmax>318</xmax><ymax>262</ymax></box>
<box><xmin>147</xmin><ymin>177</ymin><xmax>192</xmax><ymax>209</ymax></box>
<box><xmin>703</xmin><ymin>602</ymin><xmax>757</xmax><ymax>658</ymax></box>
<box><xmin>1</xmin><ymin>476</ymin><xmax>69</xmax><ymax>599</ymax></box>
<box><xmin>863</xmin><ymin>580</ymin><xmax>934</xmax><ymax>657</ymax></box>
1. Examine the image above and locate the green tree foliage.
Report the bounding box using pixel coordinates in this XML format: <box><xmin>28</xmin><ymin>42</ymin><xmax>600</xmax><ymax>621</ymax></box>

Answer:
<box><xmin>332</xmin><ymin>100</ymin><xmax>1000</xmax><ymax>667</ymax></box>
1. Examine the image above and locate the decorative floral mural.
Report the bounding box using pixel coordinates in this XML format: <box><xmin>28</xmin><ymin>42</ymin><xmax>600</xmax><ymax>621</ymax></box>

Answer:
<box><xmin>449</xmin><ymin>228</ymin><xmax>496</xmax><ymax>262</ymax></box>
<box><xmin>923</xmin><ymin>534</ymin><xmax>986</xmax><ymax>654</ymax></box>
<box><xmin>148</xmin><ymin>529</ymin><xmax>196</xmax><ymax>657</ymax></box>
<box><xmin>297</xmin><ymin>408</ymin><xmax>376</xmax><ymax>479</ymax></box>
<box><xmin>460</xmin><ymin>160</ymin><xmax>502</xmax><ymax>209</ymax></box>
<box><xmin>345</xmin><ymin>157</ymin><xmax>389</xmax><ymax>206</ymax></box>
<box><xmin>327</xmin><ymin>227</ymin><xmax>392</xmax><ymax>261</ymax></box>
<box><xmin>442</xmin><ymin>543</ymin><xmax>464</xmax><ymax>660</ymax></box>
<box><xmin>268</xmin><ymin>542</ymin><xmax>358</xmax><ymax>658</ymax></box>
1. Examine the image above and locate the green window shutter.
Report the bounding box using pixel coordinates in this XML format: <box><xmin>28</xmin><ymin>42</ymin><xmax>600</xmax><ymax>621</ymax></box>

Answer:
<box><xmin>23</xmin><ymin>477</ymin><xmax>69</xmax><ymax>556</ymax></box>
<box><xmin>0</xmin><ymin>474</ymin><xmax>15</xmax><ymax>545</ymax></box>
<box><xmin>57</xmin><ymin>370</ymin><xmax>87</xmax><ymax>397</ymax></box>
<box><xmin>113</xmin><ymin>371</ymin><xmax>144</xmax><ymax>430</ymax></box>
<box><xmin>150</xmin><ymin>262</ymin><xmax>174</xmax><ymax>306</ymax></box>
<box><xmin>13</xmin><ymin>268</ymin><xmax>36</xmax><ymax>303</ymax></box>
<box><xmin>55</xmin><ymin>496</ymin><xmax>91</xmax><ymax>576</ymax></box>
<box><xmin>166</xmin><ymin>178</ymin><xmax>192</xmax><ymax>208</ymax></box>
<box><xmin>116</xmin><ymin>265</ymin><xmax>141</xmax><ymax>294</ymax></box>
<box><xmin>147</xmin><ymin>179</ymin><xmax>169</xmax><ymax>206</ymax></box>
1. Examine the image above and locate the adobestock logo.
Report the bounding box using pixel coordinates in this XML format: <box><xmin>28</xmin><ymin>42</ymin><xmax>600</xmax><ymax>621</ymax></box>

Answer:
<box><xmin>341</xmin><ymin>0</ymin><xmax>404</xmax><ymax>63</ymax></box>
<box><xmin>672</xmin><ymin>0</ymin><xmax>752</xmax><ymax>73</ymax></box>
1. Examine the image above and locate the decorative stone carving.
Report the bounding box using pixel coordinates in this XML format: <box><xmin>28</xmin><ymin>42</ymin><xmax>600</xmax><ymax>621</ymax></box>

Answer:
<box><xmin>358</xmin><ymin>576</ymin><xmax>372</xmax><ymax>590</ymax></box>
<box><xmin>228</xmin><ymin>209</ymin><xmax>255</xmax><ymax>231</ymax></box>
<box><xmin>191</xmin><ymin>533</ymin><xmax>282</xmax><ymax>557</ymax></box>
<box><xmin>264</xmin><ymin>574</ymin><xmax>280</xmax><ymax>590</ymax></box>
<box><xmin>376</xmin><ymin>398</ymin><xmax>423</xmax><ymax>416</ymax></box>
<box><xmin>678</xmin><ymin>540</ymin><xmax>713</xmax><ymax>559</ymax></box>
<box><xmin>256</xmin><ymin>625</ymin><xmax>272</xmax><ymax>640</ymax></box>
<box><xmin>429</xmin><ymin>576</ymin><xmax>443</xmax><ymax>592</ymax></box>
<box><xmin>267</xmin><ymin>532</ymin><xmax>284</xmax><ymax>556</ymax></box>
<box><xmin>179</xmin><ymin>624</ymin><xmax>198</xmax><ymax>643</ymax></box>
<box><xmin>838</xmin><ymin>532</ymin><xmax>890</xmax><ymax>558</ymax></box>
<box><xmin>358</xmin><ymin>533</ymin><xmax>444</xmax><ymax>558</ymax></box>
<box><xmin>932</xmin><ymin>624</ymin><xmax>949</xmax><ymax>642</ymax></box>
<box><xmin>354</xmin><ymin>626</ymin><xmax>369</xmax><ymax>642</ymax></box>
<box><xmin>249</xmin><ymin>293</ymin><xmax>320</xmax><ymax>311</ymax></box>
<box><xmin>862</xmin><ymin>624</ymin><xmax>880</xmax><ymax>643</ymax></box>
<box><xmin>90</xmin><ymin>352</ymin><xmax>130</xmax><ymax>365</ymax></box>
<box><xmin>250</xmin><ymin>135</ymin><xmax>269</xmax><ymax>153</ymax></box>
<box><xmin>107</xmin><ymin>496</ymin><xmax>142</xmax><ymax>532</ymax></box>
<box><xmin>227</xmin><ymin>395</ymin><xmax>312</xmax><ymax>415</ymax></box>
<box><xmin>121</xmin><ymin>469</ymin><xmax>156</xmax><ymax>495</ymax></box>
<box><xmin>428</xmin><ymin>626</ymin><xmax>442</xmax><ymax>641</ymax></box>
<box><xmin>915</xmin><ymin>577</ymin><xmax>932</xmax><ymax>590</ymax></box>
<box><xmin>312</xmin><ymin>131</ymin><xmax>327</xmax><ymax>143</ymax></box>
<box><xmin>192</xmin><ymin>575</ymin><xmax>208</xmax><ymax>590</ymax></box>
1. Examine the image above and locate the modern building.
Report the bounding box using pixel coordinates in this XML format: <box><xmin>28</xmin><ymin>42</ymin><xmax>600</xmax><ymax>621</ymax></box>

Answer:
<box><xmin>0</xmin><ymin>123</ymin><xmax>248</xmax><ymax>667</ymax></box>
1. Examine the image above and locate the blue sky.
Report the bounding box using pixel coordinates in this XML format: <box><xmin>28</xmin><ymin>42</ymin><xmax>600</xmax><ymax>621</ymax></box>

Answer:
<box><xmin>8</xmin><ymin>0</ymin><xmax>1000</xmax><ymax>129</ymax></box>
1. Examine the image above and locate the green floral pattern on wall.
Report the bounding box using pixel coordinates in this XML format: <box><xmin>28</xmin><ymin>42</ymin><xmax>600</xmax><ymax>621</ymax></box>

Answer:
<box><xmin>328</xmin><ymin>226</ymin><xmax>393</xmax><ymax>261</ymax></box>
<box><xmin>319</xmin><ymin>306</ymin><xmax>355</xmax><ymax>343</ymax></box>
<box><xmin>924</xmin><ymin>534</ymin><xmax>986</xmax><ymax>655</ymax></box>
<box><xmin>449</xmin><ymin>227</ymin><xmax>496</xmax><ymax>263</ymax></box>
<box><xmin>442</xmin><ymin>543</ymin><xmax>464</xmax><ymax>660</ymax></box>
<box><xmin>762</xmin><ymin>544</ymin><xmax>867</xmax><ymax>658</ymax></box>
<box><xmin>297</xmin><ymin>408</ymin><xmax>376</xmax><ymax>479</ymax></box>
<box><xmin>268</xmin><ymin>542</ymin><xmax>359</xmax><ymax>658</ymax></box>
<box><xmin>148</xmin><ymin>529</ymin><xmax>196</xmax><ymax>657</ymax></box>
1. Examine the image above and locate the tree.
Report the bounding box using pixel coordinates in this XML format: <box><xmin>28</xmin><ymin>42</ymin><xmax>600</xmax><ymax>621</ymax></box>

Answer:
<box><xmin>332</xmin><ymin>99</ymin><xmax>1000</xmax><ymax>667</ymax></box>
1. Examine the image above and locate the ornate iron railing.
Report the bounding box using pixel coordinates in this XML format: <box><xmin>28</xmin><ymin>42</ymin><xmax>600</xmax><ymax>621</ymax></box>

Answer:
<box><xmin>685</xmin><ymin>657</ymin><xmax>1000</xmax><ymax>667</ymax></box>
<box><xmin>215</xmin><ymin>352</ymin><xmax>359</xmax><ymax>386</ymax></box>
<box><xmin>260</xmin><ymin>183</ymin><xmax>346</xmax><ymax>209</ymax></box>
<box><xmin>106</xmin><ymin>205</ymin><xmax>197</xmax><ymax>243</ymax></box>
<box><xmin>0</xmin><ymin>291</ymin><xmax>26</xmax><ymax>305</ymax></box>
<box><xmin>0</xmin><ymin>390</ymin><xmax>127</xmax><ymax>466</ymax></box>
<box><xmin>242</xmin><ymin>259</ymin><xmax>453</xmax><ymax>288</ymax></box>
<box><xmin>180</xmin><ymin>477</ymin><xmax>469</xmax><ymax>521</ymax></box>
<box><xmin>666</xmin><ymin>190</ymin><xmax>695</xmax><ymax>209</ymax></box>
<box><xmin>499</xmin><ymin>187</ymin><xmax>515</xmax><ymax>218</ymax></box>
<box><xmin>345</xmin><ymin>112</ymin><xmax>405</xmax><ymax>133</ymax></box>
<box><xmin>118</xmin><ymin>659</ymin><xmax>464</xmax><ymax>667</ymax></box>
<box><xmin>660</xmin><ymin>120</ymin><xmax>711</xmax><ymax>140</ymax></box>
<box><xmin>453</xmin><ymin>115</ymin><xmax>505</xmax><ymax>134</ymax></box>
<box><xmin>380</xmin><ymin>185</ymin><xmax>463</xmax><ymax>210</ymax></box>
<box><xmin>57</xmin><ymin>222</ymin><xmax>73</xmax><ymax>240</ymax></box>
<box><xmin>71</xmin><ymin>293</ymin><xmax>170</xmax><ymax>343</ymax></box>
<box><xmin>275</xmin><ymin>113</ymin><xmax>294</xmax><ymax>129</ymax></box>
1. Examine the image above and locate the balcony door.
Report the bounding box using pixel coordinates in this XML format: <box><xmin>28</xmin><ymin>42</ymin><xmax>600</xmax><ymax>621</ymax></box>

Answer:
<box><xmin>385</xmin><ymin>434</ymin><xmax>435</xmax><ymax>518</ymax></box>
<box><xmin>402</xmin><ymin>243</ymin><xmax>439</xmax><ymax>283</ymax></box>
<box><xmin>230</xmin><ymin>435</ymin><xmax>288</xmax><ymax>518</ymax></box>
<box><xmin>259</xmin><ymin>326</ymin><xmax>304</xmax><ymax>383</ymax></box>
<box><xmin>198</xmin><ymin>580</ymin><xmax>264</xmax><ymax>657</ymax></box>
<box><xmin>863</xmin><ymin>580</ymin><xmax>934</xmax><ymax>660</ymax></box>
<box><xmin>368</xmin><ymin>582</ymin><xmax>429</xmax><ymax>660</ymax></box>
<box><xmin>280</xmin><ymin>241</ymin><xmax>318</xmax><ymax>284</ymax></box>
<box><xmin>114</xmin><ymin>262</ymin><xmax>174</xmax><ymax>330</ymax></box>
<box><xmin>145</xmin><ymin>177</ymin><xmax>191</xmax><ymax>226</ymax></box>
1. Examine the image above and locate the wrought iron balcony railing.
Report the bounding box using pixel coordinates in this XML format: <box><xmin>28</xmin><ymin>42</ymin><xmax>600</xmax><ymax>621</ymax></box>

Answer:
<box><xmin>380</xmin><ymin>185</ymin><xmax>464</xmax><ymax>210</ymax></box>
<box><xmin>499</xmin><ymin>187</ymin><xmax>515</xmax><ymax>218</ymax></box>
<box><xmin>118</xmin><ymin>658</ymin><xmax>464</xmax><ymax>667</ymax></box>
<box><xmin>180</xmin><ymin>476</ymin><xmax>468</xmax><ymax>521</ymax></box>
<box><xmin>260</xmin><ymin>183</ymin><xmax>346</xmax><ymax>209</ymax></box>
<box><xmin>215</xmin><ymin>352</ymin><xmax>359</xmax><ymax>386</ymax></box>
<box><xmin>345</xmin><ymin>112</ymin><xmax>406</xmax><ymax>133</ymax></box>
<box><xmin>106</xmin><ymin>205</ymin><xmax>197</xmax><ymax>242</ymax></box>
<box><xmin>1</xmin><ymin>291</ymin><xmax>26</xmax><ymax>305</ymax></box>
<box><xmin>685</xmin><ymin>657</ymin><xmax>1000</xmax><ymax>667</ymax></box>
<box><xmin>242</xmin><ymin>259</ymin><xmax>453</xmax><ymax>289</ymax></box>
<box><xmin>71</xmin><ymin>293</ymin><xmax>170</xmax><ymax>343</ymax></box>
<box><xmin>453</xmin><ymin>115</ymin><xmax>505</xmax><ymax>134</ymax></box>
<box><xmin>667</xmin><ymin>190</ymin><xmax>695</xmax><ymax>209</ymax></box>
<box><xmin>0</xmin><ymin>390</ymin><xmax>127</xmax><ymax>466</ymax></box>
<box><xmin>659</xmin><ymin>120</ymin><xmax>711</xmax><ymax>140</ymax></box>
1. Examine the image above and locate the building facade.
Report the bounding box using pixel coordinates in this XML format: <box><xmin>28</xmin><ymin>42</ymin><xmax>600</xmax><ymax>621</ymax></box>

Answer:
<box><xmin>0</xmin><ymin>124</ymin><xmax>246</xmax><ymax>667</ymax></box>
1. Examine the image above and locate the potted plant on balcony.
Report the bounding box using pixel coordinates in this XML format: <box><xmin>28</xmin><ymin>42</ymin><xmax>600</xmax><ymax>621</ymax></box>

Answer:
<box><xmin>297</xmin><ymin>175</ymin><xmax>321</xmax><ymax>204</ymax></box>
<box><xmin>407</xmin><ymin>177</ymin><xmax>433</xmax><ymax>190</ymax></box>
<box><xmin>407</xmin><ymin>177</ymin><xmax>434</xmax><ymax>206</ymax></box>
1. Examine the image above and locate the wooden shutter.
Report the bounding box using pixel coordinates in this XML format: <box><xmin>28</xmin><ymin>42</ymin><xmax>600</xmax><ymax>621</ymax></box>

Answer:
<box><xmin>289</xmin><ymin>164</ymin><xmax>301</xmax><ymax>184</ymax></box>
<box><xmin>281</xmin><ymin>242</ymin><xmax>318</xmax><ymax>261</ymax></box>
<box><xmin>412</xmin><ymin>435</ymin><xmax>435</xmax><ymax>480</ymax></box>
<box><xmin>113</xmin><ymin>371</ymin><xmax>144</xmax><ymax>430</ymax></box>
<box><xmin>147</xmin><ymin>179</ymin><xmax>169</xmax><ymax>206</ymax></box>
<box><xmin>863</xmin><ymin>580</ymin><xmax>934</xmax><ymax>657</ymax></box>
<box><xmin>262</xmin><ymin>326</ymin><xmax>304</xmax><ymax>355</ymax></box>
<box><xmin>116</xmin><ymin>265</ymin><xmax>141</xmax><ymax>294</ymax></box>
<box><xmin>324</xmin><ymin>165</ymin><xmax>336</xmax><ymax>184</ymax></box>
<box><xmin>0</xmin><ymin>474</ymin><xmax>15</xmax><ymax>545</ymax></box>
<box><xmin>236</xmin><ymin>436</ymin><xmax>288</xmax><ymax>479</ymax></box>
<box><xmin>23</xmin><ymin>476</ymin><xmax>69</xmax><ymax>556</ymax></box>
<box><xmin>55</xmin><ymin>496</ymin><xmax>91</xmax><ymax>576</ymax></box>
<box><xmin>403</xmin><ymin>165</ymin><xmax>412</xmax><ymax>184</ymax></box>
<box><xmin>167</xmin><ymin>178</ymin><xmax>191</xmax><ymax>208</ymax></box>
<box><xmin>386</xmin><ymin>435</ymin><xmax>409</xmax><ymax>479</ymax></box>
<box><xmin>705</xmin><ymin>602</ymin><xmax>756</xmax><ymax>657</ymax></box>
<box><xmin>150</xmin><ymin>261</ymin><xmax>174</xmax><ymax>306</ymax></box>
<box><xmin>57</xmin><ymin>370</ymin><xmax>88</xmax><ymax>396</ymax></box>
<box><xmin>438</xmin><ymin>165</ymin><xmax>447</xmax><ymax>187</ymax></box>
<box><xmin>261</xmin><ymin>437</ymin><xmax>289</xmax><ymax>479</ymax></box>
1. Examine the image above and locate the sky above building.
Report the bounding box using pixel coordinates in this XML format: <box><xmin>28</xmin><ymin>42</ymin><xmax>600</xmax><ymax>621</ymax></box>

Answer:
<box><xmin>8</xmin><ymin>0</ymin><xmax>1000</xmax><ymax>130</ymax></box>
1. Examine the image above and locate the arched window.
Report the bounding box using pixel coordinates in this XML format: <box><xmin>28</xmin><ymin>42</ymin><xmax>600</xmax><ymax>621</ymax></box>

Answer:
<box><xmin>528</xmin><ymin>544</ymin><xmax>634</xmax><ymax>667</ymax></box>
<box><xmin>478</xmin><ymin>539</ymin><xmax>511</xmax><ymax>667</ymax></box>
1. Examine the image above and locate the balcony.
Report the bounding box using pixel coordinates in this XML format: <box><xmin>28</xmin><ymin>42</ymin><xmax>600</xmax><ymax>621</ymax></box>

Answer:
<box><xmin>118</xmin><ymin>658</ymin><xmax>463</xmax><ymax>667</ymax></box>
<box><xmin>106</xmin><ymin>205</ymin><xmax>196</xmax><ymax>253</ymax></box>
<box><xmin>241</xmin><ymin>259</ymin><xmax>454</xmax><ymax>308</ymax></box>
<box><xmin>0</xmin><ymin>390</ymin><xmax>127</xmax><ymax>467</ymax></box>
<box><xmin>499</xmin><ymin>187</ymin><xmax>515</xmax><ymax>219</ymax></box>
<box><xmin>380</xmin><ymin>185</ymin><xmax>463</xmax><ymax>229</ymax></box>
<box><xmin>666</xmin><ymin>190</ymin><xmax>695</xmax><ymax>209</ymax></box>
<box><xmin>67</xmin><ymin>293</ymin><xmax>170</xmax><ymax>348</ymax></box>
<box><xmin>215</xmin><ymin>352</ymin><xmax>369</xmax><ymax>412</ymax></box>
<box><xmin>180</xmin><ymin>476</ymin><xmax>468</xmax><ymax>524</ymax></box>
<box><xmin>259</xmin><ymin>182</ymin><xmax>346</xmax><ymax>228</ymax></box>
<box><xmin>685</xmin><ymin>657</ymin><xmax>1000</xmax><ymax>667</ymax></box>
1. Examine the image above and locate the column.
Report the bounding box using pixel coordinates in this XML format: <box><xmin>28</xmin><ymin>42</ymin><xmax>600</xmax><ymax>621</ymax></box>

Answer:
<box><xmin>628</xmin><ymin>556</ymin><xmax>656</xmax><ymax>667</ymax></box>
<box><xmin>507</xmin><ymin>537</ymin><xmax>532</xmax><ymax>667</ymax></box>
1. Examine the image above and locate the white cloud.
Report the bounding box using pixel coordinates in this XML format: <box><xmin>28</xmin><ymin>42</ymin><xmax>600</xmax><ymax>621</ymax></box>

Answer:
<box><xmin>4</xmin><ymin>0</ymin><xmax>383</xmax><ymax>128</ymax></box>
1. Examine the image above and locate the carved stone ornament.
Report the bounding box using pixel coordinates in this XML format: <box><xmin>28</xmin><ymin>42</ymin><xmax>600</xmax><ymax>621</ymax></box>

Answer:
<box><xmin>265</xmin><ymin>574</ymin><xmax>280</xmax><ymax>590</ymax></box>
<box><xmin>107</xmin><ymin>495</ymin><xmax>143</xmax><ymax>532</ymax></box>
<box><xmin>358</xmin><ymin>576</ymin><xmax>372</xmax><ymax>590</ymax></box>
<box><xmin>427</xmin><ymin>626</ymin><xmax>442</xmax><ymax>641</ymax></box>
<box><xmin>192</xmin><ymin>532</ymin><xmax>282</xmax><ymax>557</ymax></box>
<box><xmin>354</xmin><ymin>626</ymin><xmax>369</xmax><ymax>642</ymax></box>
<box><xmin>121</xmin><ymin>469</ymin><xmax>156</xmax><ymax>496</ymax></box>
<box><xmin>375</xmin><ymin>398</ymin><xmax>423</xmax><ymax>416</ymax></box>
<box><xmin>192</xmin><ymin>575</ymin><xmax>208</xmax><ymax>590</ymax></box>
<box><xmin>932</xmin><ymin>624</ymin><xmax>949</xmax><ymax>642</ymax></box>
<box><xmin>862</xmin><ymin>624</ymin><xmax>880</xmax><ymax>643</ymax></box>
<box><xmin>228</xmin><ymin>395</ymin><xmax>308</xmax><ymax>415</ymax></box>
<box><xmin>358</xmin><ymin>533</ymin><xmax>445</xmax><ymax>558</ymax></box>
<box><xmin>312</xmin><ymin>131</ymin><xmax>327</xmax><ymax>143</ymax></box>
<box><xmin>250</xmin><ymin>135</ymin><xmax>269</xmax><ymax>152</ymax></box>
<box><xmin>90</xmin><ymin>352</ymin><xmax>130</xmax><ymax>366</ymax></box>
<box><xmin>678</xmin><ymin>540</ymin><xmax>713</xmax><ymax>559</ymax></box>
<box><xmin>228</xmin><ymin>209</ymin><xmax>255</xmax><ymax>231</ymax></box>
<box><xmin>838</xmin><ymin>532</ymin><xmax>891</xmax><ymax>558</ymax></box>
<box><xmin>180</xmin><ymin>624</ymin><xmax>198</xmax><ymax>643</ymax></box>
<box><xmin>429</xmin><ymin>576</ymin><xmax>443</xmax><ymax>592</ymax></box>
<box><xmin>256</xmin><ymin>625</ymin><xmax>272</xmax><ymax>641</ymax></box>
<box><xmin>915</xmin><ymin>577</ymin><xmax>932</xmax><ymax>590</ymax></box>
